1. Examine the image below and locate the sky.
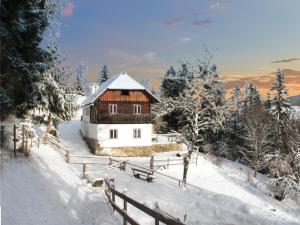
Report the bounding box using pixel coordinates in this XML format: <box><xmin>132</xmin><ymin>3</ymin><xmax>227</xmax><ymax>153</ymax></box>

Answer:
<box><xmin>57</xmin><ymin>0</ymin><xmax>300</xmax><ymax>96</ymax></box>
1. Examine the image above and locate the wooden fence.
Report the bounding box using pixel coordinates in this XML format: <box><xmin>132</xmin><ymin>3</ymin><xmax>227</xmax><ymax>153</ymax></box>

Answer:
<box><xmin>152</xmin><ymin>155</ymin><xmax>198</xmax><ymax>170</ymax></box>
<box><xmin>104</xmin><ymin>178</ymin><xmax>185</xmax><ymax>225</ymax></box>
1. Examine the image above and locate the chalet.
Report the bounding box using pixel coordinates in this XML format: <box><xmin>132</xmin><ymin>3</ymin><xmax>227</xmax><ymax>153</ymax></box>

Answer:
<box><xmin>81</xmin><ymin>72</ymin><xmax>164</xmax><ymax>156</ymax></box>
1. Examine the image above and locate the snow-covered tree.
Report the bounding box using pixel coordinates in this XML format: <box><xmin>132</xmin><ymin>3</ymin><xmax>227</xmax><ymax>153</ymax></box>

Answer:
<box><xmin>34</xmin><ymin>43</ymin><xmax>79</xmax><ymax>133</ymax></box>
<box><xmin>75</xmin><ymin>72</ymin><xmax>84</xmax><ymax>95</ymax></box>
<box><xmin>240</xmin><ymin>106</ymin><xmax>276</xmax><ymax>177</ymax></box>
<box><xmin>74</xmin><ymin>63</ymin><xmax>90</xmax><ymax>95</ymax></box>
<box><xmin>160</xmin><ymin>65</ymin><xmax>189</xmax><ymax>132</ymax></box>
<box><xmin>224</xmin><ymin>85</ymin><xmax>246</xmax><ymax>159</ymax></box>
<box><xmin>264</xmin><ymin>92</ymin><xmax>272</xmax><ymax>110</ymax></box>
<box><xmin>242</xmin><ymin>83</ymin><xmax>261</xmax><ymax>110</ymax></box>
<box><xmin>97</xmin><ymin>65</ymin><xmax>109</xmax><ymax>85</ymax></box>
<box><xmin>0</xmin><ymin>0</ymin><xmax>57</xmax><ymax>119</ymax></box>
<box><xmin>194</xmin><ymin>61</ymin><xmax>226</xmax><ymax>150</ymax></box>
<box><xmin>267</xmin><ymin>69</ymin><xmax>299</xmax><ymax>201</ymax></box>
<box><xmin>161</xmin><ymin>65</ymin><xmax>187</xmax><ymax>98</ymax></box>
<box><xmin>157</xmin><ymin>60</ymin><xmax>226</xmax><ymax>184</ymax></box>
<box><xmin>271</xmin><ymin>69</ymin><xmax>294</xmax><ymax>155</ymax></box>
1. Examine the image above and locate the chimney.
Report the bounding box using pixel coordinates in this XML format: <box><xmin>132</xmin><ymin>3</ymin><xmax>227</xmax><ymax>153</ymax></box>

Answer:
<box><xmin>90</xmin><ymin>83</ymin><xmax>100</xmax><ymax>95</ymax></box>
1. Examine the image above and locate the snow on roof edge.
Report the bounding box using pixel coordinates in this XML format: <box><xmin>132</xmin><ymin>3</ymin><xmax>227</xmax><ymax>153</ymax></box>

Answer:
<box><xmin>81</xmin><ymin>71</ymin><xmax>160</xmax><ymax>107</ymax></box>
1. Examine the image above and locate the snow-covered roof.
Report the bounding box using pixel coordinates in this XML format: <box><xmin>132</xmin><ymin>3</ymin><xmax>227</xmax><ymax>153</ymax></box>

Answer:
<box><xmin>81</xmin><ymin>71</ymin><xmax>160</xmax><ymax>106</ymax></box>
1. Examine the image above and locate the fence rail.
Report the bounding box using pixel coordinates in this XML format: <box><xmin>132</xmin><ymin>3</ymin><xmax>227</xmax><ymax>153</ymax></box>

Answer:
<box><xmin>104</xmin><ymin>178</ymin><xmax>185</xmax><ymax>225</ymax></box>
<box><xmin>153</xmin><ymin>156</ymin><xmax>198</xmax><ymax>170</ymax></box>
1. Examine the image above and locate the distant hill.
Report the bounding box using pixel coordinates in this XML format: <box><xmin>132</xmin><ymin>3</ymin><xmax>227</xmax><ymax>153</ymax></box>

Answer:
<box><xmin>288</xmin><ymin>94</ymin><xmax>300</xmax><ymax>106</ymax></box>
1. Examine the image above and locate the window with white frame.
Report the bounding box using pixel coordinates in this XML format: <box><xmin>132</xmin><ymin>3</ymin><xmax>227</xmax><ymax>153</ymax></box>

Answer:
<box><xmin>109</xmin><ymin>104</ymin><xmax>117</xmax><ymax>114</ymax></box>
<box><xmin>133</xmin><ymin>104</ymin><xmax>141</xmax><ymax>115</ymax></box>
<box><xmin>86</xmin><ymin>107</ymin><xmax>89</xmax><ymax>116</ymax></box>
<box><xmin>133</xmin><ymin>128</ymin><xmax>141</xmax><ymax>138</ymax></box>
<box><xmin>109</xmin><ymin>129</ymin><xmax>118</xmax><ymax>139</ymax></box>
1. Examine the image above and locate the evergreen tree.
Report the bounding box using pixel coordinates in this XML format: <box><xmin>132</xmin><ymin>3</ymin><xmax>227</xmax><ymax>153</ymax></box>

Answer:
<box><xmin>0</xmin><ymin>0</ymin><xmax>57</xmax><ymax>119</ymax></box>
<box><xmin>264</xmin><ymin>92</ymin><xmax>272</xmax><ymax>109</ymax></box>
<box><xmin>161</xmin><ymin>65</ymin><xmax>188</xmax><ymax>98</ymax></box>
<box><xmin>160</xmin><ymin>65</ymin><xmax>188</xmax><ymax>132</ymax></box>
<box><xmin>97</xmin><ymin>65</ymin><xmax>109</xmax><ymax>84</ymax></box>
<box><xmin>75</xmin><ymin>73</ymin><xmax>84</xmax><ymax>95</ymax></box>
<box><xmin>193</xmin><ymin>61</ymin><xmax>226</xmax><ymax>150</ymax></box>
<box><xmin>243</xmin><ymin>83</ymin><xmax>261</xmax><ymax>109</ymax></box>
<box><xmin>240</xmin><ymin>105</ymin><xmax>276</xmax><ymax>177</ymax></box>
<box><xmin>34</xmin><ymin>43</ymin><xmax>79</xmax><ymax>133</ymax></box>
<box><xmin>224</xmin><ymin>85</ymin><xmax>246</xmax><ymax>159</ymax></box>
<box><xmin>74</xmin><ymin>63</ymin><xmax>89</xmax><ymax>95</ymax></box>
<box><xmin>271</xmin><ymin>69</ymin><xmax>293</xmax><ymax>154</ymax></box>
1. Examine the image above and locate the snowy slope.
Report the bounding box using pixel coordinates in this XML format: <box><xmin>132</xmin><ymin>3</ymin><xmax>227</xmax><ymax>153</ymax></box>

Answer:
<box><xmin>57</xmin><ymin>103</ymin><xmax>300</xmax><ymax>225</ymax></box>
<box><xmin>1</xmin><ymin>145</ymin><xmax>119</xmax><ymax>225</ymax></box>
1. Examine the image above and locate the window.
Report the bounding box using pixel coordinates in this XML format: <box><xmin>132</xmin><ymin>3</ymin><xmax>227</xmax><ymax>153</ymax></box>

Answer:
<box><xmin>109</xmin><ymin>129</ymin><xmax>118</xmax><ymax>139</ymax></box>
<box><xmin>133</xmin><ymin>128</ymin><xmax>141</xmax><ymax>138</ymax></box>
<box><xmin>121</xmin><ymin>90</ymin><xmax>129</xmax><ymax>96</ymax></box>
<box><xmin>133</xmin><ymin>104</ymin><xmax>141</xmax><ymax>115</ymax></box>
<box><xmin>86</xmin><ymin>107</ymin><xmax>90</xmax><ymax>116</ymax></box>
<box><xmin>109</xmin><ymin>104</ymin><xmax>117</xmax><ymax>114</ymax></box>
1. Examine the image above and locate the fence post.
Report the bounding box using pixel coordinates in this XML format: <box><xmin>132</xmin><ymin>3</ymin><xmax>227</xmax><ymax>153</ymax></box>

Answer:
<box><xmin>122</xmin><ymin>161</ymin><xmax>127</xmax><ymax>171</ymax></box>
<box><xmin>123</xmin><ymin>189</ymin><xmax>127</xmax><ymax>225</ymax></box>
<box><xmin>167</xmin><ymin>158</ymin><xmax>170</xmax><ymax>169</ymax></box>
<box><xmin>25</xmin><ymin>129</ymin><xmax>28</xmax><ymax>157</ymax></box>
<box><xmin>13</xmin><ymin>124</ymin><xmax>16</xmax><ymax>157</ymax></box>
<box><xmin>150</xmin><ymin>156</ymin><xmax>154</xmax><ymax>170</ymax></box>
<box><xmin>82</xmin><ymin>163</ymin><xmax>87</xmax><ymax>179</ymax></box>
<box><xmin>112</xmin><ymin>184</ymin><xmax>115</xmax><ymax>213</ymax></box>
<box><xmin>22</xmin><ymin>125</ymin><xmax>25</xmax><ymax>153</ymax></box>
<box><xmin>66</xmin><ymin>150</ymin><xmax>70</xmax><ymax>163</ymax></box>
<box><xmin>155</xmin><ymin>217</ymin><xmax>159</xmax><ymax>225</ymax></box>
<box><xmin>109</xmin><ymin>157</ymin><xmax>112</xmax><ymax>165</ymax></box>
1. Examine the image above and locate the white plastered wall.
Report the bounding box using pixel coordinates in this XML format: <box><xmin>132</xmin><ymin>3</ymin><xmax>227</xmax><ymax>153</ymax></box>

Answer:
<box><xmin>97</xmin><ymin>124</ymin><xmax>152</xmax><ymax>147</ymax></box>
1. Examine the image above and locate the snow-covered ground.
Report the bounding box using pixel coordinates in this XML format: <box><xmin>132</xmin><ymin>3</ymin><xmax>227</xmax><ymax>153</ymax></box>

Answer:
<box><xmin>2</xmin><ymin>95</ymin><xmax>299</xmax><ymax>225</ymax></box>
<box><xmin>56</xmin><ymin>97</ymin><xmax>300</xmax><ymax>225</ymax></box>
<box><xmin>1</xmin><ymin>145</ymin><xmax>119</xmax><ymax>225</ymax></box>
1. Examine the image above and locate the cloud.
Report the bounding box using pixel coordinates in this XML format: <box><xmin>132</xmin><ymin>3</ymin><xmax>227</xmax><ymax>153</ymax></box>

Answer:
<box><xmin>192</xmin><ymin>19</ymin><xmax>213</xmax><ymax>27</ymax></box>
<box><xmin>143</xmin><ymin>52</ymin><xmax>156</xmax><ymax>62</ymax></box>
<box><xmin>270</xmin><ymin>58</ymin><xmax>300</xmax><ymax>64</ymax></box>
<box><xmin>194</xmin><ymin>1</ymin><xmax>229</xmax><ymax>16</ymax></box>
<box><xmin>162</xmin><ymin>17</ymin><xmax>184</xmax><ymax>27</ymax></box>
<box><xmin>222</xmin><ymin>69</ymin><xmax>300</xmax><ymax>97</ymax></box>
<box><xmin>178</xmin><ymin>37</ymin><xmax>192</xmax><ymax>43</ymax></box>
<box><xmin>61</xmin><ymin>2</ymin><xmax>75</xmax><ymax>17</ymax></box>
<box><xmin>107</xmin><ymin>49</ymin><xmax>156</xmax><ymax>66</ymax></box>
<box><xmin>208</xmin><ymin>2</ymin><xmax>228</xmax><ymax>13</ymax></box>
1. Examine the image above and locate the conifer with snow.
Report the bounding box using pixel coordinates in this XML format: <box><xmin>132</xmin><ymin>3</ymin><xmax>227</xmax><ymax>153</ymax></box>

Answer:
<box><xmin>0</xmin><ymin>0</ymin><xmax>57</xmax><ymax>119</ymax></box>
<box><xmin>97</xmin><ymin>65</ymin><xmax>109</xmax><ymax>84</ymax></box>
<box><xmin>34</xmin><ymin>43</ymin><xmax>79</xmax><ymax>133</ymax></box>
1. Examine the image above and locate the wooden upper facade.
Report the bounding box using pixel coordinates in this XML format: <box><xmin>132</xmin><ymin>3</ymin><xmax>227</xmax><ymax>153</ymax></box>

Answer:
<box><xmin>89</xmin><ymin>89</ymin><xmax>154</xmax><ymax>124</ymax></box>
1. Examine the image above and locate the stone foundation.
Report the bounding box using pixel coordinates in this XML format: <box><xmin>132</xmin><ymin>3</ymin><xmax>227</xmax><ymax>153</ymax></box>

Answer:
<box><xmin>84</xmin><ymin>136</ymin><xmax>182</xmax><ymax>156</ymax></box>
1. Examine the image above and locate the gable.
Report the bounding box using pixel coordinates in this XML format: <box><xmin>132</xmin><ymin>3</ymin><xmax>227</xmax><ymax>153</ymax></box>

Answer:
<box><xmin>81</xmin><ymin>72</ymin><xmax>160</xmax><ymax>106</ymax></box>
<box><xmin>98</xmin><ymin>90</ymin><xmax>150</xmax><ymax>102</ymax></box>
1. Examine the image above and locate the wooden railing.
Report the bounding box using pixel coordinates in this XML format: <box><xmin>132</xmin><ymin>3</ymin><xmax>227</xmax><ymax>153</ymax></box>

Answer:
<box><xmin>95</xmin><ymin>114</ymin><xmax>154</xmax><ymax>124</ymax></box>
<box><xmin>152</xmin><ymin>155</ymin><xmax>198</xmax><ymax>170</ymax></box>
<box><xmin>104</xmin><ymin>178</ymin><xmax>185</xmax><ymax>225</ymax></box>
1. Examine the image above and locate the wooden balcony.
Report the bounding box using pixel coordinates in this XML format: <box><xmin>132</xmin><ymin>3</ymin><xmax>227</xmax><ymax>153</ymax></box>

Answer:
<box><xmin>93</xmin><ymin>114</ymin><xmax>154</xmax><ymax>124</ymax></box>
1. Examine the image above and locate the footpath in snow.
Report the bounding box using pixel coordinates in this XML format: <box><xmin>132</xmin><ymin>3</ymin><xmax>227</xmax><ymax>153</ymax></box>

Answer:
<box><xmin>1</xmin><ymin>145</ymin><xmax>119</xmax><ymax>225</ymax></box>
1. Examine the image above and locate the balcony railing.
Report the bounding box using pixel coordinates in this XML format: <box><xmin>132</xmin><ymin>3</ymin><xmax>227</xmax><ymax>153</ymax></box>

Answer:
<box><xmin>94</xmin><ymin>114</ymin><xmax>154</xmax><ymax>124</ymax></box>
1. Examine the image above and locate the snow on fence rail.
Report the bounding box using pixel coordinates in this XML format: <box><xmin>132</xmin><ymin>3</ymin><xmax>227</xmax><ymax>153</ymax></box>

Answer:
<box><xmin>152</xmin><ymin>156</ymin><xmax>198</xmax><ymax>170</ymax></box>
<box><xmin>104</xmin><ymin>178</ymin><xmax>185</xmax><ymax>225</ymax></box>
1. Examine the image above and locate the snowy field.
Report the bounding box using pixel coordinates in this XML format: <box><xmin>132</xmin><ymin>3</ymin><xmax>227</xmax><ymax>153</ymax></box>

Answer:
<box><xmin>1</xmin><ymin>145</ymin><xmax>119</xmax><ymax>225</ymax></box>
<box><xmin>2</xmin><ymin>96</ymin><xmax>299</xmax><ymax>225</ymax></box>
<box><xmin>57</xmin><ymin>99</ymin><xmax>300</xmax><ymax>225</ymax></box>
